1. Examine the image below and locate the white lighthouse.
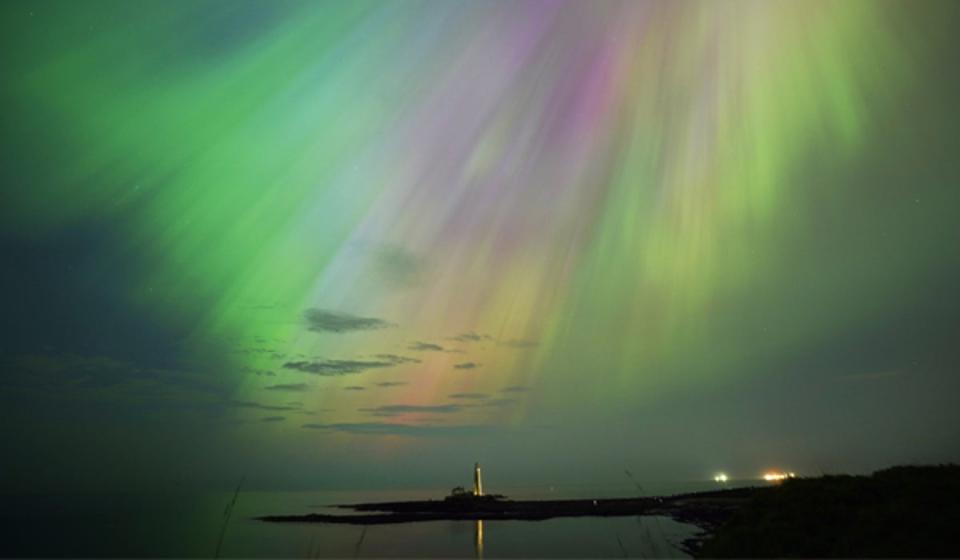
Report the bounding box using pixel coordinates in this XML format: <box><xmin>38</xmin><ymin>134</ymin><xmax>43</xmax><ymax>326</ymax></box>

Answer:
<box><xmin>473</xmin><ymin>462</ymin><xmax>483</xmax><ymax>496</ymax></box>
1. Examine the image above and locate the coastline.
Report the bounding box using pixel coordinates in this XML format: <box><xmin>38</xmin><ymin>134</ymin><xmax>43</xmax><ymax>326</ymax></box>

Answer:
<box><xmin>258</xmin><ymin>465</ymin><xmax>960</xmax><ymax>557</ymax></box>
<box><xmin>257</xmin><ymin>486</ymin><xmax>759</xmax><ymax>525</ymax></box>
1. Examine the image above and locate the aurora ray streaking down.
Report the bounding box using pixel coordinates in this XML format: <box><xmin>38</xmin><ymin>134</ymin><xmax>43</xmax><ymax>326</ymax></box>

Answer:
<box><xmin>1</xmin><ymin>0</ymin><xmax>959</xmax><ymax>556</ymax></box>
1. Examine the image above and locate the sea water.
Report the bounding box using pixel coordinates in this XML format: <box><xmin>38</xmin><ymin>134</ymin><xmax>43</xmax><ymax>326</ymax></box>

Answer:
<box><xmin>0</xmin><ymin>481</ymin><xmax>731</xmax><ymax>557</ymax></box>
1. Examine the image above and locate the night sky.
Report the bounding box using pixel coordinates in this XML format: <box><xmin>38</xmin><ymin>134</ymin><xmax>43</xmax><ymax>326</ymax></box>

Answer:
<box><xmin>2</xmin><ymin>0</ymin><xmax>959</xmax><ymax>494</ymax></box>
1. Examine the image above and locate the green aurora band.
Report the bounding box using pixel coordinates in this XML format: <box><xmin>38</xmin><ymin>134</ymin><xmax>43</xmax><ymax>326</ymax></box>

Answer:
<box><xmin>2</xmin><ymin>0</ymin><xmax>959</xmax><ymax>482</ymax></box>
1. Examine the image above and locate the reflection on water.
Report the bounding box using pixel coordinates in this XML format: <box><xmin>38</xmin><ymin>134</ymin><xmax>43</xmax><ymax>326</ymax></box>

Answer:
<box><xmin>475</xmin><ymin>519</ymin><xmax>484</xmax><ymax>558</ymax></box>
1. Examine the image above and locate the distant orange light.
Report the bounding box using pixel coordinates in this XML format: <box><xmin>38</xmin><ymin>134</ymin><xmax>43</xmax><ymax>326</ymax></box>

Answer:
<box><xmin>762</xmin><ymin>471</ymin><xmax>796</xmax><ymax>482</ymax></box>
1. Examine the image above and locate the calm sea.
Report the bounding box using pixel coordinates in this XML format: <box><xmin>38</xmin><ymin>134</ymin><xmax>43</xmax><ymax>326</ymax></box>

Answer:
<box><xmin>0</xmin><ymin>480</ymin><xmax>748</xmax><ymax>557</ymax></box>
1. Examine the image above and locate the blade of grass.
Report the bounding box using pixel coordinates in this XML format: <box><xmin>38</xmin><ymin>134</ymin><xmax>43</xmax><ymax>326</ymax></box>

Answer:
<box><xmin>215</xmin><ymin>475</ymin><xmax>245</xmax><ymax>559</ymax></box>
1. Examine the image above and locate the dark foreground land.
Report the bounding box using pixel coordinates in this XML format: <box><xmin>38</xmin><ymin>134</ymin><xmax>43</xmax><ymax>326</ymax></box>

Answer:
<box><xmin>696</xmin><ymin>464</ymin><xmax>960</xmax><ymax>558</ymax></box>
<box><xmin>260</xmin><ymin>464</ymin><xmax>960</xmax><ymax>557</ymax></box>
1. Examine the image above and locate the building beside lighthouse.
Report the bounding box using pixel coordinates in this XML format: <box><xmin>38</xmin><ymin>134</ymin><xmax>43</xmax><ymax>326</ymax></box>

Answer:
<box><xmin>446</xmin><ymin>462</ymin><xmax>503</xmax><ymax>503</ymax></box>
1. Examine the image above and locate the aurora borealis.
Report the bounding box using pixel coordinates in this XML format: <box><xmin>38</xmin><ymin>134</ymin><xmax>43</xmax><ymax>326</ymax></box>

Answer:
<box><xmin>2</xmin><ymin>0</ymin><xmax>959</xmax><ymax>493</ymax></box>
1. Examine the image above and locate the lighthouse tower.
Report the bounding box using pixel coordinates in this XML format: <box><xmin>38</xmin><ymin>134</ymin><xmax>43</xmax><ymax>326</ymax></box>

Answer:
<box><xmin>473</xmin><ymin>462</ymin><xmax>483</xmax><ymax>496</ymax></box>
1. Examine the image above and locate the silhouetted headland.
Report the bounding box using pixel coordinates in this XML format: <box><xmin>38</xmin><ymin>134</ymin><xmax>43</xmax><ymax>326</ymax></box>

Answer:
<box><xmin>258</xmin><ymin>486</ymin><xmax>757</xmax><ymax>525</ymax></box>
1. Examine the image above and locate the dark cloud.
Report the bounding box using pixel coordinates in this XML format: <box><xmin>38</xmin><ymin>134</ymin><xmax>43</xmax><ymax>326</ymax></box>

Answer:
<box><xmin>301</xmin><ymin>422</ymin><xmax>492</xmax><ymax>437</ymax></box>
<box><xmin>408</xmin><ymin>341</ymin><xmax>445</xmax><ymax>352</ymax></box>
<box><xmin>449</xmin><ymin>392</ymin><xmax>488</xmax><ymax>400</ymax></box>
<box><xmin>359</xmin><ymin>404</ymin><xmax>462</xmax><ymax>417</ymax></box>
<box><xmin>230</xmin><ymin>400</ymin><xmax>300</xmax><ymax>411</ymax></box>
<box><xmin>261</xmin><ymin>416</ymin><xmax>285</xmax><ymax>422</ymax></box>
<box><xmin>454</xmin><ymin>362</ymin><xmax>480</xmax><ymax>370</ymax></box>
<box><xmin>450</xmin><ymin>332</ymin><xmax>492</xmax><ymax>343</ymax></box>
<box><xmin>3</xmin><ymin>353</ymin><xmax>225</xmax><ymax>400</ymax></box>
<box><xmin>374</xmin><ymin>245</ymin><xmax>424</xmax><ymax>288</ymax></box>
<box><xmin>303</xmin><ymin>309</ymin><xmax>394</xmax><ymax>333</ymax></box>
<box><xmin>482</xmin><ymin>398</ymin><xmax>517</xmax><ymax>407</ymax></box>
<box><xmin>375</xmin><ymin>381</ymin><xmax>408</xmax><ymax>387</ymax></box>
<box><xmin>500</xmin><ymin>385</ymin><xmax>529</xmax><ymax>393</ymax></box>
<box><xmin>344</xmin><ymin>386</ymin><xmax>365</xmax><ymax>391</ymax></box>
<box><xmin>458</xmin><ymin>397</ymin><xmax>515</xmax><ymax>409</ymax></box>
<box><xmin>264</xmin><ymin>383</ymin><xmax>310</xmax><ymax>392</ymax></box>
<box><xmin>233</xmin><ymin>346</ymin><xmax>278</xmax><ymax>356</ymax></box>
<box><xmin>373</xmin><ymin>354</ymin><xmax>421</xmax><ymax>364</ymax></box>
<box><xmin>282</xmin><ymin>354</ymin><xmax>415</xmax><ymax>376</ymax></box>
<box><xmin>298</xmin><ymin>407</ymin><xmax>332</xmax><ymax>416</ymax></box>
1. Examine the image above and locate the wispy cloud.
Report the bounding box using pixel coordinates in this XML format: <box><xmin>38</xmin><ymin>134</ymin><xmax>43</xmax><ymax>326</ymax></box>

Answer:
<box><xmin>344</xmin><ymin>386</ymin><xmax>366</xmax><ymax>391</ymax></box>
<box><xmin>230</xmin><ymin>400</ymin><xmax>300</xmax><ymax>411</ymax></box>
<box><xmin>460</xmin><ymin>398</ymin><xmax>516</xmax><ymax>409</ymax></box>
<box><xmin>454</xmin><ymin>362</ymin><xmax>480</xmax><ymax>370</ymax></box>
<box><xmin>501</xmin><ymin>385</ymin><xmax>529</xmax><ymax>393</ymax></box>
<box><xmin>283</xmin><ymin>354</ymin><xmax>416</xmax><ymax>376</ymax></box>
<box><xmin>450</xmin><ymin>332</ymin><xmax>492</xmax><ymax>343</ymax></box>
<box><xmin>359</xmin><ymin>404</ymin><xmax>462</xmax><ymax>417</ymax></box>
<box><xmin>264</xmin><ymin>383</ymin><xmax>310</xmax><ymax>392</ymax></box>
<box><xmin>301</xmin><ymin>422</ymin><xmax>493</xmax><ymax>437</ymax></box>
<box><xmin>261</xmin><ymin>416</ymin><xmax>285</xmax><ymax>422</ymax></box>
<box><xmin>303</xmin><ymin>309</ymin><xmax>394</xmax><ymax>333</ymax></box>
<box><xmin>375</xmin><ymin>381</ymin><xmax>408</xmax><ymax>387</ymax></box>
<box><xmin>449</xmin><ymin>392</ymin><xmax>488</xmax><ymax>400</ymax></box>
<box><xmin>373</xmin><ymin>245</ymin><xmax>424</xmax><ymax>289</ymax></box>
<box><xmin>374</xmin><ymin>354</ymin><xmax>421</xmax><ymax>364</ymax></box>
<box><xmin>233</xmin><ymin>346</ymin><xmax>280</xmax><ymax>356</ymax></box>
<box><xmin>408</xmin><ymin>341</ymin><xmax>445</xmax><ymax>352</ymax></box>
<box><xmin>6</xmin><ymin>353</ymin><xmax>224</xmax><ymax>396</ymax></box>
